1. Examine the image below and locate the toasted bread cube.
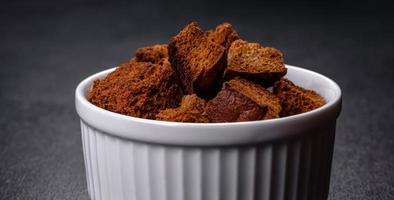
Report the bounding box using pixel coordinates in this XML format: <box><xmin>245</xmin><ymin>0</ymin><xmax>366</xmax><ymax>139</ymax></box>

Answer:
<box><xmin>131</xmin><ymin>44</ymin><xmax>169</xmax><ymax>64</ymax></box>
<box><xmin>206</xmin><ymin>22</ymin><xmax>240</xmax><ymax>50</ymax></box>
<box><xmin>169</xmin><ymin>22</ymin><xmax>226</xmax><ymax>95</ymax></box>
<box><xmin>273</xmin><ymin>78</ymin><xmax>325</xmax><ymax>117</ymax></box>
<box><xmin>227</xmin><ymin>77</ymin><xmax>281</xmax><ymax>119</ymax></box>
<box><xmin>156</xmin><ymin>94</ymin><xmax>209</xmax><ymax>123</ymax></box>
<box><xmin>87</xmin><ymin>60</ymin><xmax>183</xmax><ymax>119</ymax></box>
<box><xmin>205</xmin><ymin>77</ymin><xmax>280</xmax><ymax>122</ymax></box>
<box><xmin>225</xmin><ymin>39</ymin><xmax>287</xmax><ymax>86</ymax></box>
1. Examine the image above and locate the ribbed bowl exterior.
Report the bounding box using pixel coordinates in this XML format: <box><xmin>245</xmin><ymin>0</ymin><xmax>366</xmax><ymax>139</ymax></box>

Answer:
<box><xmin>80</xmin><ymin>120</ymin><xmax>336</xmax><ymax>200</ymax></box>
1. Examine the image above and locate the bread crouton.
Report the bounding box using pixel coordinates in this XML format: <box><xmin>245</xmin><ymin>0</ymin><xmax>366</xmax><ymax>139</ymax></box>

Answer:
<box><xmin>273</xmin><ymin>78</ymin><xmax>325</xmax><ymax>117</ymax></box>
<box><xmin>131</xmin><ymin>44</ymin><xmax>169</xmax><ymax>64</ymax></box>
<box><xmin>225</xmin><ymin>39</ymin><xmax>287</xmax><ymax>86</ymax></box>
<box><xmin>168</xmin><ymin>22</ymin><xmax>226</xmax><ymax>95</ymax></box>
<box><xmin>156</xmin><ymin>94</ymin><xmax>209</xmax><ymax>123</ymax></box>
<box><xmin>87</xmin><ymin>60</ymin><xmax>183</xmax><ymax>119</ymax></box>
<box><xmin>206</xmin><ymin>22</ymin><xmax>240</xmax><ymax>50</ymax></box>
<box><xmin>226</xmin><ymin>77</ymin><xmax>281</xmax><ymax>119</ymax></box>
<box><xmin>205</xmin><ymin>77</ymin><xmax>281</xmax><ymax>122</ymax></box>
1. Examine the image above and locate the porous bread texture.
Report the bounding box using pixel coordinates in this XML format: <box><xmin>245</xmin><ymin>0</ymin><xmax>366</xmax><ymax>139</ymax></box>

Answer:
<box><xmin>225</xmin><ymin>39</ymin><xmax>287</xmax><ymax>86</ymax></box>
<box><xmin>87</xmin><ymin>60</ymin><xmax>183</xmax><ymax>119</ymax></box>
<box><xmin>156</xmin><ymin>94</ymin><xmax>209</xmax><ymax>123</ymax></box>
<box><xmin>131</xmin><ymin>44</ymin><xmax>169</xmax><ymax>64</ymax></box>
<box><xmin>273</xmin><ymin>78</ymin><xmax>325</xmax><ymax>117</ymax></box>
<box><xmin>168</xmin><ymin>22</ymin><xmax>226</xmax><ymax>95</ymax></box>
<box><xmin>206</xmin><ymin>22</ymin><xmax>240</xmax><ymax>50</ymax></box>
<box><xmin>226</xmin><ymin>77</ymin><xmax>281</xmax><ymax>119</ymax></box>
<box><xmin>205</xmin><ymin>85</ymin><xmax>267</xmax><ymax>123</ymax></box>
<box><xmin>205</xmin><ymin>77</ymin><xmax>280</xmax><ymax>122</ymax></box>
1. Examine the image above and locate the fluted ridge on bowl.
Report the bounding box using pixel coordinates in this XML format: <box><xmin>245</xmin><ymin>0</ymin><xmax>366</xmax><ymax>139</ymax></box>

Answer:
<box><xmin>81</xmin><ymin>121</ymin><xmax>335</xmax><ymax>200</ymax></box>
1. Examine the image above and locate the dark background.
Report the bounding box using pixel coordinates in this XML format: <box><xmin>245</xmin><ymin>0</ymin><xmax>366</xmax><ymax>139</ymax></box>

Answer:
<box><xmin>1</xmin><ymin>0</ymin><xmax>393</xmax><ymax>199</ymax></box>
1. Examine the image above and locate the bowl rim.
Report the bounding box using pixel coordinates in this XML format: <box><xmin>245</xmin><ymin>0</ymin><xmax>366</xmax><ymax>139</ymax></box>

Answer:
<box><xmin>75</xmin><ymin>65</ymin><xmax>342</xmax><ymax>146</ymax></box>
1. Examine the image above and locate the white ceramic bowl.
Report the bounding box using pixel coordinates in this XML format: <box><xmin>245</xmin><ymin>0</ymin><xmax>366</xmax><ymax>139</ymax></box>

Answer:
<box><xmin>75</xmin><ymin>65</ymin><xmax>341</xmax><ymax>200</ymax></box>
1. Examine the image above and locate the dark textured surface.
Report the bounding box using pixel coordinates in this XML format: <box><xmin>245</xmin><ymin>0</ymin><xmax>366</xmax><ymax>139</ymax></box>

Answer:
<box><xmin>1</xmin><ymin>1</ymin><xmax>393</xmax><ymax>199</ymax></box>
